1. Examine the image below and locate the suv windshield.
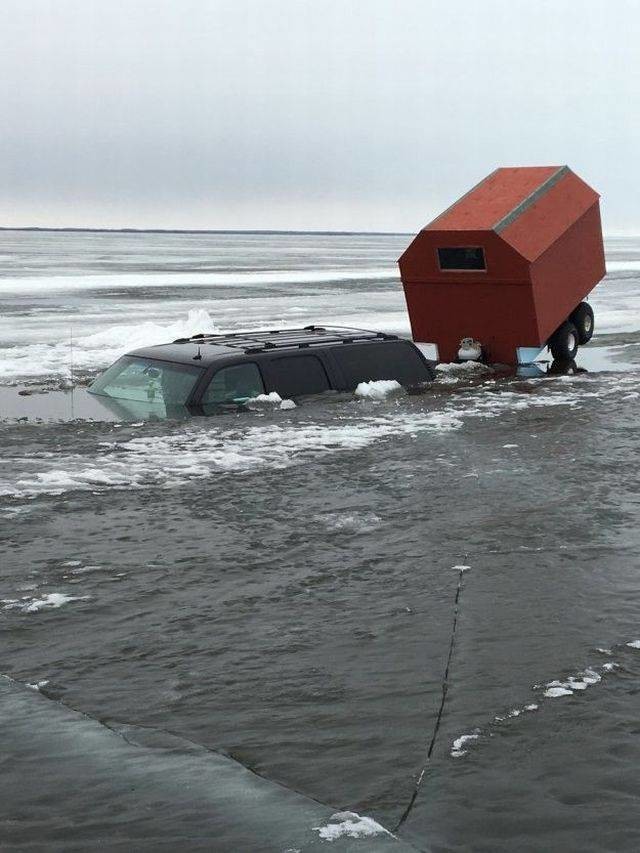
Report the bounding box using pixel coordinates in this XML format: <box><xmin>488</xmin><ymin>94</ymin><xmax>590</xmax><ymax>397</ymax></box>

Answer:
<box><xmin>89</xmin><ymin>357</ymin><xmax>203</xmax><ymax>405</ymax></box>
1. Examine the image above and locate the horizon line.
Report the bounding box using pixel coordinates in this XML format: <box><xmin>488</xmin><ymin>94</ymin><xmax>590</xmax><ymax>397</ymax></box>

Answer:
<box><xmin>0</xmin><ymin>225</ymin><xmax>634</xmax><ymax>239</ymax></box>
<box><xmin>0</xmin><ymin>225</ymin><xmax>412</xmax><ymax>237</ymax></box>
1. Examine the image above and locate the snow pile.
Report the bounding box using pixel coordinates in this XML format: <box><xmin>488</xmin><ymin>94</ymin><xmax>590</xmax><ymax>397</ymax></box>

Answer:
<box><xmin>354</xmin><ymin>379</ymin><xmax>402</xmax><ymax>400</ymax></box>
<box><xmin>245</xmin><ymin>391</ymin><xmax>296</xmax><ymax>410</ymax></box>
<box><xmin>0</xmin><ymin>308</ymin><xmax>219</xmax><ymax>383</ymax></box>
<box><xmin>312</xmin><ymin>811</ymin><xmax>390</xmax><ymax>842</ymax></box>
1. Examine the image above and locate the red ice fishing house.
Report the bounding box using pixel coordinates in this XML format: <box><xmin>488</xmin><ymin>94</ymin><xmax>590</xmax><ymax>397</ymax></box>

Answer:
<box><xmin>398</xmin><ymin>166</ymin><xmax>606</xmax><ymax>365</ymax></box>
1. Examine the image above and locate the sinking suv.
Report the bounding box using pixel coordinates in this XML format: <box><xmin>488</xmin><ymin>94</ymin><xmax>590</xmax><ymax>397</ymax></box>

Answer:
<box><xmin>89</xmin><ymin>326</ymin><xmax>435</xmax><ymax>416</ymax></box>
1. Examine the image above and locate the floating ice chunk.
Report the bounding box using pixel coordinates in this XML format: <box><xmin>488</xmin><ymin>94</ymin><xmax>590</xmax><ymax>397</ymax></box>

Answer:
<box><xmin>312</xmin><ymin>811</ymin><xmax>390</xmax><ymax>841</ymax></box>
<box><xmin>495</xmin><ymin>703</ymin><xmax>538</xmax><ymax>723</ymax></box>
<box><xmin>602</xmin><ymin>662</ymin><xmax>618</xmax><ymax>672</ymax></box>
<box><xmin>596</xmin><ymin>647</ymin><xmax>613</xmax><ymax>655</ymax></box>
<box><xmin>503</xmin><ymin>444</ymin><xmax>519</xmax><ymax>449</ymax></box>
<box><xmin>26</xmin><ymin>680</ymin><xmax>49</xmax><ymax>691</ymax></box>
<box><xmin>354</xmin><ymin>379</ymin><xmax>402</xmax><ymax>399</ymax></box>
<box><xmin>318</xmin><ymin>512</ymin><xmax>381</xmax><ymax>534</ymax></box>
<box><xmin>279</xmin><ymin>399</ymin><xmax>296</xmax><ymax>410</ymax></box>
<box><xmin>247</xmin><ymin>391</ymin><xmax>282</xmax><ymax>404</ymax></box>
<box><xmin>579</xmin><ymin>668</ymin><xmax>602</xmax><ymax>685</ymax></box>
<box><xmin>451</xmin><ymin>731</ymin><xmax>480</xmax><ymax>757</ymax></box>
<box><xmin>22</xmin><ymin>593</ymin><xmax>90</xmax><ymax>613</ymax></box>
<box><xmin>626</xmin><ymin>640</ymin><xmax>640</xmax><ymax>649</ymax></box>
<box><xmin>544</xmin><ymin>686</ymin><xmax>574</xmax><ymax>698</ymax></box>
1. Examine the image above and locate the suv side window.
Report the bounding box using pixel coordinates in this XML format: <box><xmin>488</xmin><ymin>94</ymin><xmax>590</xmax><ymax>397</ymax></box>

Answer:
<box><xmin>269</xmin><ymin>355</ymin><xmax>331</xmax><ymax>398</ymax></box>
<box><xmin>202</xmin><ymin>362</ymin><xmax>264</xmax><ymax>405</ymax></box>
<box><xmin>334</xmin><ymin>341</ymin><xmax>430</xmax><ymax>387</ymax></box>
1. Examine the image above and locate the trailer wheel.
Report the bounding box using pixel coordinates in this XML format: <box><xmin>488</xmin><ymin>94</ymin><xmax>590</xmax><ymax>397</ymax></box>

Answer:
<box><xmin>549</xmin><ymin>321</ymin><xmax>579</xmax><ymax>360</ymax></box>
<box><xmin>570</xmin><ymin>302</ymin><xmax>594</xmax><ymax>344</ymax></box>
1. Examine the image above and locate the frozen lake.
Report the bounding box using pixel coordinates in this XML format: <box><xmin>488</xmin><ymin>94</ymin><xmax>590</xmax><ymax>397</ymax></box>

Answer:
<box><xmin>1</xmin><ymin>230</ymin><xmax>640</xmax><ymax>851</ymax></box>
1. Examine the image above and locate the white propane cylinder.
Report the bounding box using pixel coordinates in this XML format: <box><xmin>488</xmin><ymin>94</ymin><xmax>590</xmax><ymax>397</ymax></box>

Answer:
<box><xmin>457</xmin><ymin>338</ymin><xmax>483</xmax><ymax>361</ymax></box>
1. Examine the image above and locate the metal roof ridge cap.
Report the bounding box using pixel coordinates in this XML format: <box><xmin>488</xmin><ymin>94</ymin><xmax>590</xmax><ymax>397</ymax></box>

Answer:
<box><xmin>493</xmin><ymin>165</ymin><xmax>570</xmax><ymax>234</ymax></box>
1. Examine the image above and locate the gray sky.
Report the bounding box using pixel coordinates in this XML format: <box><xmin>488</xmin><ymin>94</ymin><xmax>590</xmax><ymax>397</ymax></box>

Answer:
<box><xmin>2</xmin><ymin>0</ymin><xmax>639</xmax><ymax>232</ymax></box>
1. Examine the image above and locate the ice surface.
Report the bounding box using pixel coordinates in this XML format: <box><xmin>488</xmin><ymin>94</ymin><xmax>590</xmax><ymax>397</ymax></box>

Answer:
<box><xmin>0</xmin><ymin>268</ymin><xmax>399</xmax><ymax>295</ymax></box>
<box><xmin>2</xmin><ymin>240</ymin><xmax>640</xmax><ymax>388</ymax></box>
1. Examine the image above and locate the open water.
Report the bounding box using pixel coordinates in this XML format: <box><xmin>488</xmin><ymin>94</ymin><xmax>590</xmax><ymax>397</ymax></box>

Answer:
<box><xmin>1</xmin><ymin>230</ymin><xmax>640</xmax><ymax>852</ymax></box>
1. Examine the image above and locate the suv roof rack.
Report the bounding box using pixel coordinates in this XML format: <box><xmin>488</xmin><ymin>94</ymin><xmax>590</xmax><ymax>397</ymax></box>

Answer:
<box><xmin>172</xmin><ymin>325</ymin><xmax>399</xmax><ymax>354</ymax></box>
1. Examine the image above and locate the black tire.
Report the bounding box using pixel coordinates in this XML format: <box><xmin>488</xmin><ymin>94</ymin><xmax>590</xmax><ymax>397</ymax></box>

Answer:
<box><xmin>549</xmin><ymin>321</ymin><xmax>579</xmax><ymax>361</ymax></box>
<box><xmin>570</xmin><ymin>302</ymin><xmax>594</xmax><ymax>344</ymax></box>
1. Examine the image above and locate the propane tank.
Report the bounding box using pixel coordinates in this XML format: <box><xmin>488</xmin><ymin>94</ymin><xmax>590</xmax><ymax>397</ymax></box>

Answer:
<box><xmin>457</xmin><ymin>337</ymin><xmax>483</xmax><ymax>362</ymax></box>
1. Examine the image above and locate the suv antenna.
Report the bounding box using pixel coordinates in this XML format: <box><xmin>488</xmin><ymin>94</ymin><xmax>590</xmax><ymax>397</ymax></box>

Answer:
<box><xmin>193</xmin><ymin>345</ymin><xmax>202</xmax><ymax>361</ymax></box>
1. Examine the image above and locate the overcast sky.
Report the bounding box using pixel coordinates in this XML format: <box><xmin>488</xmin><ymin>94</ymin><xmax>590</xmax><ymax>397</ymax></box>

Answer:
<box><xmin>1</xmin><ymin>0</ymin><xmax>639</xmax><ymax>232</ymax></box>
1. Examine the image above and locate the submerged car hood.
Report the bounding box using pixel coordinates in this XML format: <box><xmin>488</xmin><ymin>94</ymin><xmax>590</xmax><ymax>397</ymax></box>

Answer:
<box><xmin>0</xmin><ymin>385</ymin><xmax>192</xmax><ymax>423</ymax></box>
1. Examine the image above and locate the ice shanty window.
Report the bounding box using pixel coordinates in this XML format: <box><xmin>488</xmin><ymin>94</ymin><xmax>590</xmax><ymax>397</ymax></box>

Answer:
<box><xmin>437</xmin><ymin>247</ymin><xmax>486</xmax><ymax>271</ymax></box>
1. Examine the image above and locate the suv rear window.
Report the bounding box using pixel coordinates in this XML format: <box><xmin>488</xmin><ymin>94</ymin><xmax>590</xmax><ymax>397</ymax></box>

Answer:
<box><xmin>334</xmin><ymin>341</ymin><xmax>430</xmax><ymax>387</ymax></box>
<box><xmin>269</xmin><ymin>355</ymin><xmax>330</xmax><ymax>398</ymax></box>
